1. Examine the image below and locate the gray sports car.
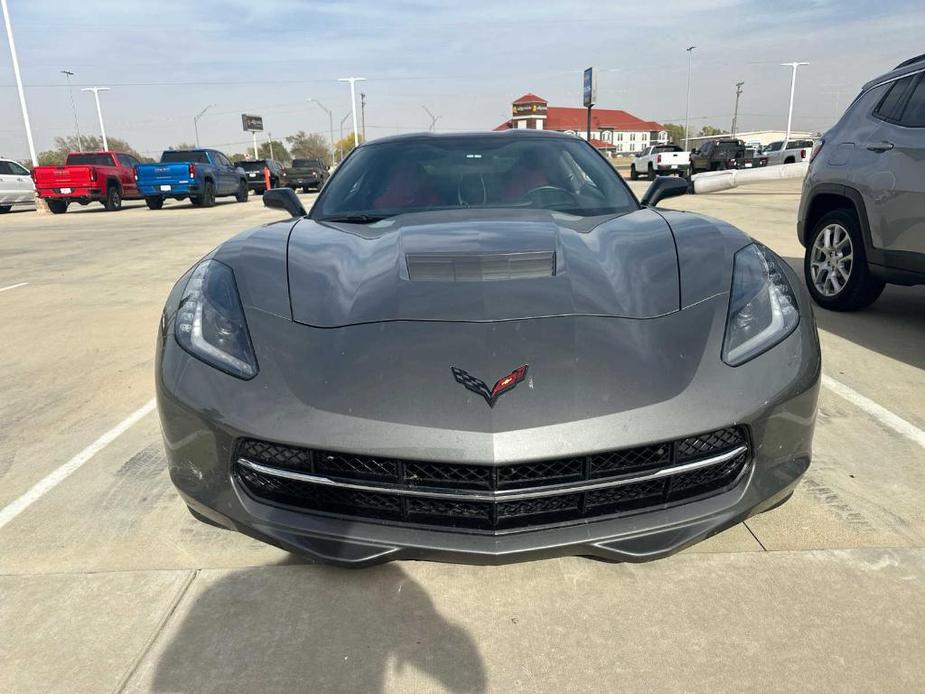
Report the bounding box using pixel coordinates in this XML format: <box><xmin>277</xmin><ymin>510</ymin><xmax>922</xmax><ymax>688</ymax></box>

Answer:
<box><xmin>156</xmin><ymin>130</ymin><xmax>820</xmax><ymax>566</ymax></box>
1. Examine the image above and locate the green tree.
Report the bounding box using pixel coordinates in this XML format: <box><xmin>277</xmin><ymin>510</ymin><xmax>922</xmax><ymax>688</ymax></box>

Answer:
<box><xmin>256</xmin><ymin>139</ymin><xmax>290</xmax><ymax>163</ymax></box>
<box><xmin>227</xmin><ymin>153</ymin><xmax>251</xmax><ymax>163</ymax></box>
<box><xmin>698</xmin><ymin>125</ymin><xmax>724</xmax><ymax>137</ymax></box>
<box><xmin>663</xmin><ymin>123</ymin><xmax>686</xmax><ymax>145</ymax></box>
<box><xmin>36</xmin><ymin>135</ymin><xmax>152</xmax><ymax>165</ymax></box>
<box><xmin>169</xmin><ymin>142</ymin><xmax>197</xmax><ymax>151</ymax></box>
<box><xmin>334</xmin><ymin>133</ymin><xmax>364</xmax><ymax>163</ymax></box>
<box><xmin>286</xmin><ymin>131</ymin><xmax>331</xmax><ymax>165</ymax></box>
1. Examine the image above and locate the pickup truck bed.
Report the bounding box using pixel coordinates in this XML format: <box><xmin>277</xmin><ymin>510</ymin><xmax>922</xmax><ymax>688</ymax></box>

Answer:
<box><xmin>32</xmin><ymin>151</ymin><xmax>142</xmax><ymax>214</ymax></box>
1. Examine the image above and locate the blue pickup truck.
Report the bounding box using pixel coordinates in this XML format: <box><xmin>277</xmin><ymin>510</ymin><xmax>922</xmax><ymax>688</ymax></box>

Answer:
<box><xmin>135</xmin><ymin>149</ymin><xmax>248</xmax><ymax>210</ymax></box>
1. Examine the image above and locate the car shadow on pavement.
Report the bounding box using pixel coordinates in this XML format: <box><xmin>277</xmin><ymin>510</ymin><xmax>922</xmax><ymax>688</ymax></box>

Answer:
<box><xmin>149</xmin><ymin>559</ymin><xmax>487</xmax><ymax>694</ymax></box>
<box><xmin>782</xmin><ymin>256</ymin><xmax>925</xmax><ymax>371</ymax></box>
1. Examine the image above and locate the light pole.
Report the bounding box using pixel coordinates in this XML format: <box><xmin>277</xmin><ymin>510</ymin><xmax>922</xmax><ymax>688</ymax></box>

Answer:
<box><xmin>61</xmin><ymin>70</ymin><xmax>83</xmax><ymax>152</ymax></box>
<box><xmin>1</xmin><ymin>0</ymin><xmax>37</xmax><ymax>165</ymax></box>
<box><xmin>422</xmin><ymin>105</ymin><xmax>440</xmax><ymax>132</ymax></box>
<box><xmin>781</xmin><ymin>62</ymin><xmax>809</xmax><ymax>146</ymax></box>
<box><xmin>731</xmin><ymin>81</ymin><xmax>744</xmax><ymax>138</ymax></box>
<box><xmin>360</xmin><ymin>92</ymin><xmax>367</xmax><ymax>141</ymax></box>
<box><xmin>82</xmin><ymin>86</ymin><xmax>110</xmax><ymax>150</ymax></box>
<box><xmin>308</xmin><ymin>98</ymin><xmax>335</xmax><ymax>166</ymax></box>
<box><xmin>683</xmin><ymin>46</ymin><xmax>695</xmax><ymax>150</ymax></box>
<box><xmin>193</xmin><ymin>104</ymin><xmax>214</xmax><ymax>147</ymax></box>
<box><xmin>337</xmin><ymin>77</ymin><xmax>366</xmax><ymax>148</ymax></box>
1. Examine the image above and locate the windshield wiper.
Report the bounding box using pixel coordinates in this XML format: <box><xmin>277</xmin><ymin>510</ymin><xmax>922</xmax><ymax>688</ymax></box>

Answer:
<box><xmin>317</xmin><ymin>213</ymin><xmax>390</xmax><ymax>224</ymax></box>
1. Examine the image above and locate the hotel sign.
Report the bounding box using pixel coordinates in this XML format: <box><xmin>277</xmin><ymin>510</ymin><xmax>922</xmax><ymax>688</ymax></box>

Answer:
<box><xmin>512</xmin><ymin>102</ymin><xmax>548</xmax><ymax>116</ymax></box>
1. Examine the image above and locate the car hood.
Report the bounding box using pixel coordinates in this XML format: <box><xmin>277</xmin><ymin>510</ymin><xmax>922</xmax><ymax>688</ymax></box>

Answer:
<box><xmin>287</xmin><ymin>208</ymin><xmax>680</xmax><ymax>327</ymax></box>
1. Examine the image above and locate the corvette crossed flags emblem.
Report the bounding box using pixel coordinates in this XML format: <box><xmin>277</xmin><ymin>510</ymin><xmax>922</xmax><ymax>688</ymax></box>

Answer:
<box><xmin>451</xmin><ymin>364</ymin><xmax>528</xmax><ymax>408</ymax></box>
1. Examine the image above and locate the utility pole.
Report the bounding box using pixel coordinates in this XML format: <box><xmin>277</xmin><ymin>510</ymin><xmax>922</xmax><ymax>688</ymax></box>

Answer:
<box><xmin>422</xmin><ymin>106</ymin><xmax>440</xmax><ymax>132</ymax></box>
<box><xmin>731</xmin><ymin>81</ymin><xmax>744</xmax><ymax>138</ymax></box>
<box><xmin>781</xmin><ymin>62</ymin><xmax>809</xmax><ymax>146</ymax></box>
<box><xmin>193</xmin><ymin>104</ymin><xmax>213</xmax><ymax>147</ymax></box>
<box><xmin>268</xmin><ymin>132</ymin><xmax>274</xmax><ymax>160</ymax></box>
<box><xmin>61</xmin><ymin>70</ymin><xmax>83</xmax><ymax>152</ymax></box>
<box><xmin>340</xmin><ymin>112</ymin><xmax>350</xmax><ymax>141</ymax></box>
<box><xmin>81</xmin><ymin>86</ymin><xmax>110</xmax><ymax>150</ymax></box>
<box><xmin>337</xmin><ymin>76</ymin><xmax>366</xmax><ymax>148</ymax></box>
<box><xmin>360</xmin><ymin>92</ymin><xmax>367</xmax><ymax>142</ymax></box>
<box><xmin>308</xmin><ymin>98</ymin><xmax>336</xmax><ymax>166</ymax></box>
<box><xmin>683</xmin><ymin>46</ymin><xmax>696</xmax><ymax>151</ymax></box>
<box><xmin>1</xmin><ymin>0</ymin><xmax>37</xmax><ymax>165</ymax></box>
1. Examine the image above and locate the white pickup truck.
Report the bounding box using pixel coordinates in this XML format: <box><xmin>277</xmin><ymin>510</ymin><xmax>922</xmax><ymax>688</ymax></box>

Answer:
<box><xmin>630</xmin><ymin>144</ymin><xmax>690</xmax><ymax>180</ymax></box>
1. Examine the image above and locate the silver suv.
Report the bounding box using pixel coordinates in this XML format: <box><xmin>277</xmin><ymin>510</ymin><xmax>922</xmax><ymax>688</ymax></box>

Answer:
<box><xmin>798</xmin><ymin>54</ymin><xmax>925</xmax><ymax>310</ymax></box>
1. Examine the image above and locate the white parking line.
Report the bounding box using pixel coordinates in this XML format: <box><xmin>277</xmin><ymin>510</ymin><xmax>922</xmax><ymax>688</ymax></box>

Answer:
<box><xmin>0</xmin><ymin>282</ymin><xmax>28</xmax><ymax>293</ymax></box>
<box><xmin>823</xmin><ymin>375</ymin><xmax>925</xmax><ymax>450</ymax></box>
<box><xmin>0</xmin><ymin>398</ymin><xmax>156</xmax><ymax>532</ymax></box>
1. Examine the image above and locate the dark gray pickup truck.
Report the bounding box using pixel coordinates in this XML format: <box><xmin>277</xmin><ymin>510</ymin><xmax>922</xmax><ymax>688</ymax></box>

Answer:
<box><xmin>288</xmin><ymin>158</ymin><xmax>329</xmax><ymax>192</ymax></box>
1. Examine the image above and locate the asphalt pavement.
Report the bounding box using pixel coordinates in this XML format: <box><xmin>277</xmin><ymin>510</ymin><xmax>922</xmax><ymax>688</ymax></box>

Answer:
<box><xmin>1</xmin><ymin>181</ymin><xmax>923</xmax><ymax>693</ymax></box>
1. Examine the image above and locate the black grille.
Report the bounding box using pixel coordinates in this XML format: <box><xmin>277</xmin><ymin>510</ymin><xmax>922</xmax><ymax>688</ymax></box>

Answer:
<box><xmin>235</xmin><ymin>427</ymin><xmax>748</xmax><ymax>533</ymax></box>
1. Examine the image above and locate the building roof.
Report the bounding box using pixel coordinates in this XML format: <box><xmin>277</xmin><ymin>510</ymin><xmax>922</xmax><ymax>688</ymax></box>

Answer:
<box><xmin>512</xmin><ymin>93</ymin><xmax>547</xmax><ymax>105</ymax></box>
<box><xmin>497</xmin><ymin>103</ymin><xmax>663</xmax><ymax>133</ymax></box>
<box><xmin>588</xmin><ymin>138</ymin><xmax>616</xmax><ymax>150</ymax></box>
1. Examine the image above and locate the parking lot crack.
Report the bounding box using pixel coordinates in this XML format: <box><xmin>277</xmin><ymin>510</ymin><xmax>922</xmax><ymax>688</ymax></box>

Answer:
<box><xmin>111</xmin><ymin>568</ymin><xmax>199</xmax><ymax>694</ymax></box>
<box><xmin>744</xmin><ymin>521</ymin><xmax>768</xmax><ymax>551</ymax></box>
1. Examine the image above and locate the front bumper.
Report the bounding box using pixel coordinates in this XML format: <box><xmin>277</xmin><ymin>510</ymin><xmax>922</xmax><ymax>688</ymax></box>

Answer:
<box><xmin>157</xmin><ymin>306</ymin><xmax>820</xmax><ymax>567</ymax></box>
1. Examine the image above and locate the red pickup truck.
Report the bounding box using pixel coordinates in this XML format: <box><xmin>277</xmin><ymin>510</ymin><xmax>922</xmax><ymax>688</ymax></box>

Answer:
<box><xmin>32</xmin><ymin>151</ymin><xmax>143</xmax><ymax>213</ymax></box>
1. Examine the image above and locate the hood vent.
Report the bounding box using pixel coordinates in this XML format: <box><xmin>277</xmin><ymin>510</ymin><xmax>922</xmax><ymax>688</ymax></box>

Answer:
<box><xmin>406</xmin><ymin>251</ymin><xmax>556</xmax><ymax>282</ymax></box>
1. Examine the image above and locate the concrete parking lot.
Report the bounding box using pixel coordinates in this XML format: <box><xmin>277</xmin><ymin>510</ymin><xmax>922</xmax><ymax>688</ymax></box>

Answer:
<box><xmin>1</xmin><ymin>181</ymin><xmax>923</xmax><ymax>693</ymax></box>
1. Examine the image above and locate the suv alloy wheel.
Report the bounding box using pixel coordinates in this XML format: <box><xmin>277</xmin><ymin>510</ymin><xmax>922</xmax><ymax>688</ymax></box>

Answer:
<box><xmin>804</xmin><ymin>209</ymin><xmax>884</xmax><ymax>311</ymax></box>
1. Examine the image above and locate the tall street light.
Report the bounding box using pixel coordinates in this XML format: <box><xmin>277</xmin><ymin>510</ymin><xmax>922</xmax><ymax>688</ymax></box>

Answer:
<box><xmin>308</xmin><ymin>98</ymin><xmax>335</xmax><ymax>166</ymax></box>
<box><xmin>781</xmin><ymin>62</ymin><xmax>809</xmax><ymax>146</ymax></box>
<box><xmin>61</xmin><ymin>70</ymin><xmax>83</xmax><ymax>152</ymax></box>
<box><xmin>683</xmin><ymin>46</ymin><xmax>695</xmax><ymax>150</ymax></box>
<box><xmin>1</xmin><ymin>0</ymin><xmax>37</xmax><ymax>165</ymax></box>
<box><xmin>82</xmin><ymin>86</ymin><xmax>111</xmax><ymax>150</ymax></box>
<box><xmin>337</xmin><ymin>77</ymin><xmax>366</xmax><ymax>148</ymax></box>
<box><xmin>193</xmin><ymin>104</ymin><xmax>214</xmax><ymax>147</ymax></box>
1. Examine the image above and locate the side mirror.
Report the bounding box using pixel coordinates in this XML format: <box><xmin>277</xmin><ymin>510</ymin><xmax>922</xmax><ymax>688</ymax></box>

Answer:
<box><xmin>262</xmin><ymin>187</ymin><xmax>306</xmax><ymax>217</ymax></box>
<box><xmin>640</xmin><ymin>176</ymin><xmax>690</xmax><ymax>207</ymax></box>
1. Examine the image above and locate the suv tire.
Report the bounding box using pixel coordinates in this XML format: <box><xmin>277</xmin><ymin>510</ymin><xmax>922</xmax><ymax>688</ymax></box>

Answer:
<box><xmin>630</xmin><ymin>165</ymin><xmax>638</xmax><ymax>181</ymax></box>
<box><xmin>804</xmin><ymin>208</ymin><xmax>885</xmax><ymax>311</ymax></box>
<box><xmin>235</xmin><ymin>181</ymin><xmax>249</xmax><ymax>203</ymax></box>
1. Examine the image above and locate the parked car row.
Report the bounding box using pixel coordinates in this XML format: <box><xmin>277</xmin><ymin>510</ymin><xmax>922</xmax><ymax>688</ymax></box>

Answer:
<box><xmin>2</xmin><ymin>149</ymin><xmax>329</xmax><ymax>215</ymax></box>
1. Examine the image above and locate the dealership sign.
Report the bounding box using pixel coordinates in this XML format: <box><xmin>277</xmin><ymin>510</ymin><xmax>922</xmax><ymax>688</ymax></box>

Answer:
<box><xmin>583</xmin><ymin>67</ymin><xmax>596</xmax><ymax>108</ymax></box>
<box><xmin>241</xmin><ymin>114</ymin><xmax>264</xmax><ymax>132</ymax></box>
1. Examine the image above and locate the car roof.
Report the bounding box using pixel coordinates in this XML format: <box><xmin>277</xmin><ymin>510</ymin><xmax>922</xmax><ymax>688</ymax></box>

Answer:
<box><xmin>361</xmin><ymin>130</ymin><xmax>580</xmax><ymax>147</ymax></box>
<box><xmin>863</xmin><ymin>54</ymin><xmax>925</xmax><ymax>92</ymax></box>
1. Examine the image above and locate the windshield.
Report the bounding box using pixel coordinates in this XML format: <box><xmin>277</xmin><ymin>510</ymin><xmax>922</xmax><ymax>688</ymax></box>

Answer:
<box><xmin>66</xmin><ymin>153</ymin><xmax>113</xmax><ymax>166</ymax></box>
<box><xmin>293</xmin><ymin>159</ymin><xmax>323</xmax><ymax>168</ymax></box>
<box><xmin>313</xmin><ymin>135</ymin><xmax>638</xmax><ymax>220</ymax></box>
<box><xmin>161</xmin><ymin>151</ymin><xmax>210</xmax><ymax>164</ymax></box>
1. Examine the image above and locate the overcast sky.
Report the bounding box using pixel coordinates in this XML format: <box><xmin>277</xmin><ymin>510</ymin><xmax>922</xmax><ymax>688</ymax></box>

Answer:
<box><xmin>1</xmin><ymin>0</ymin><xmax>922</xmax><ymax>159</ymax></box>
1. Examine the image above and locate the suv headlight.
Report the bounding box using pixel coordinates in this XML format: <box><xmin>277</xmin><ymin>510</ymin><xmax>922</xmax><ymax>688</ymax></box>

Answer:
<box><xmin>722</xmin><ymin>244</ymin><xmax>799</xmax><ymax>366</ymax></box>
<box><xmin>175</xmin><ymin>260</ymin><xmax>258</xmax><ymax>379</ymax></box>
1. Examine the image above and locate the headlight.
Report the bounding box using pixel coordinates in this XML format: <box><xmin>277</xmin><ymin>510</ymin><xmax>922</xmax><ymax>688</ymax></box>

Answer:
<box><xmin>722</xmin><ymin>244</ymin><xmax>799</xmax><ymax>366</ymax></box>
<box><xmin>175</xmin><ymin>260</ymin><xmax>258</xmax><ymax>379</ymax></box>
